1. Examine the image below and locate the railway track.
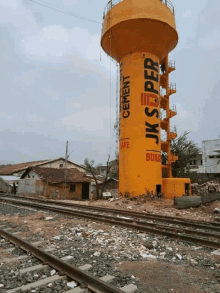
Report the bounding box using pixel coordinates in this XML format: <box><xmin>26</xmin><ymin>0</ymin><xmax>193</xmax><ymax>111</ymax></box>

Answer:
<box><xmin>1</xmin><ymin>195</ymin><xmax>220</xmax><ymax>249</ymax></box>
<box><xmin>0</xmin><ymin>227</ymin><xmax>137</xmax><ymax>293</ymax></box>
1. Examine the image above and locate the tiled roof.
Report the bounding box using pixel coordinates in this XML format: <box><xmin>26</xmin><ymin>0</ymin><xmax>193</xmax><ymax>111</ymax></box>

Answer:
<box><xmin>21</xmin><ymin>167</ymin><xmax>91</xmax><ymax>184</ymax></box>
<box><xmin>0</xmin><ymin>160</ymin><xmax>50</xmax><ymax>175</ymax></box>
<box><xmin>0</xmin><ymin>157</ymin><xmax>88</xmax><ymax>176</ymax></box>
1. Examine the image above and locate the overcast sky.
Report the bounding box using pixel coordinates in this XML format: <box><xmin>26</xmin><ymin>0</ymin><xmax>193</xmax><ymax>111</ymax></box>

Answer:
<box><xmin>0</xmin><ymin>0</ymin><xmax>219</xmax><ymax>165</ymax></box>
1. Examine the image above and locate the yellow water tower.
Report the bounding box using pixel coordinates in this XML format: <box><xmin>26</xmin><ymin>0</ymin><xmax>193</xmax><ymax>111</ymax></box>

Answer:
<box><xmin>101</xmin><ymin>0</ymin><xmax>191</xmax><ymax>198</ymax></box>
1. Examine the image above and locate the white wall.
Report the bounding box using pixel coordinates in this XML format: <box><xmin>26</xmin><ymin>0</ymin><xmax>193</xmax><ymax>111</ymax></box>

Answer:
<box><xmin>18</xmin><ymin>170</ymin><xmax>43</xmax><ymax>195</ymax></box>
<box><xmin>202</xmin><ymin>139</ymin><xmax>220</xmax><ymax>173</ymax></box>
<box><xmin>40</xmin><ymin>159</ymin><xmax>86</xmax><ymax>173</ymax></box>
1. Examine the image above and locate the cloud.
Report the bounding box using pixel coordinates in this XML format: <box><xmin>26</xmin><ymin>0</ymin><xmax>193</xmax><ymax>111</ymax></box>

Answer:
<box><xmin>71</xmin><ymin>102</ymin><xmax>81</xmax><ymax>108</ymax></box>
<box><xmin>56</xmin><ymin>105</ymin><xmax>115</xmax><ymax>134</ymax></box>
<box><xmin>0</xmin><ymin>112</ymin><xmax>7</xmax><ymax>118</ymax></box>
<box><xmin>0</xmin><ymin>0</ymin><xmax>38</xmax><ymax>34</ymax></box>
<box><xmin>29</xmin><ymin>114</ymin><xmax>45</xmax><ymax>122</ymax></box>
<box><xmin>182</xmin><ymin>9</ymin><xmax>192</xmax><ymax>18</ymax></box>
<box><xmin>171</xmin><ymin>104</ymin><xmax>197</xmax><ymax>134</ymax></box>
<box><xmin>62</xmin><ymin>0</ymin><xmax>78</xmax><ymax>5</ymax></box>
<box><xmin>19</xmin><ymin>24</ymin><xmax>101</xmax><ymax>64</ymax></box>
<box><xmin>15</xmin><ymin>70</ymin><xmax>42</xmax><ymax>85</ymax></box>
<box><xmin>43</xmin><ymin>88</ymin><xmax>60</xmax><ymax>100</ymax></box>
<box><xmin>197</xmin><ymin>28</ymin><xmax>220</xmax><ymax>49</ymax></box>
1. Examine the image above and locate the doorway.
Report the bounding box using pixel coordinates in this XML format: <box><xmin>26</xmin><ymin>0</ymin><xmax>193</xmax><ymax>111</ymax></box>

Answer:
<box><xmin>82</xmin><ymin>183</ymin><xmax>90</xmax><ymax>200</ymax></box>
<box><xmin>156</xmin><ymin>184</ymin><xmax>162</xmax><ymax>197</ymax></box>
<box><xmin>185</xmin><ymin>183</ymin><xmax>190</xmax><ymax>196</ymax></box>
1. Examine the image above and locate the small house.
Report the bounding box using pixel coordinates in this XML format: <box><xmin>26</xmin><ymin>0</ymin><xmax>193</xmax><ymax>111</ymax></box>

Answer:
<box><xmin>18</xmin><ymin>167</ymin><xmax>91</xmax><ymax>200</ymax></box>
<box><xmin>0</xmin><ymin>177</ymin><xmax>10</xmax><ymax>193</ymax></box>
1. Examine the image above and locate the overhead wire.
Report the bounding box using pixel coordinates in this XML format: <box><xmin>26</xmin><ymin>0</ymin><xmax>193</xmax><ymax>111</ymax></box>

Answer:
<box><xmin>28</xmin><ymin>0</ymin><xmax>101</xmax><ymax>24</ymax></box>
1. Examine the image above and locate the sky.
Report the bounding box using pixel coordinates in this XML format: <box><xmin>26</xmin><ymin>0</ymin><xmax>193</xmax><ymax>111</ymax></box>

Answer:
<box><xmin>0</xmin><ymin>0</ymin><xmax>219</xmax><ymax>165</ymax></box>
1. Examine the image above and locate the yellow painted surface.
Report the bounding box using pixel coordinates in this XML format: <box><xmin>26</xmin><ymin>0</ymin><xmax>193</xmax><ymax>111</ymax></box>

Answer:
<box><xmin>101</xmin><ymin>0</ymin><xmax>187</xmax><ymax>197</ymax></box>
<box><xmin>101</xmin><ymin>0</ymin><xmax>178</xmax><ymax>62</ymax></box>
<box><xmin>119</xmin><ymin>52</ymin><xmax>162</xmax><ymax>196</ymax></box>
<box><xmin>162</xmin><ymin>178</ymin><xmax>191</xmax><ymax>198</ymax></box>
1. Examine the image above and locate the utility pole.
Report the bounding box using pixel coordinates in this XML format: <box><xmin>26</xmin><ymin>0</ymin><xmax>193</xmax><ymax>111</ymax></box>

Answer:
<box><xmin>64</xmin><ymin>141</ymin><xmax>68</xmax><ymax>200</ymax></box>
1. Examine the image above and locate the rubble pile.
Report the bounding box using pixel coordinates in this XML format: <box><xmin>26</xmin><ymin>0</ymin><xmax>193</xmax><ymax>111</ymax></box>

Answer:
<box><xmin>191</xmin><ymin>180</ymin><xmax>220</xmax><ymax>195</ymax></box>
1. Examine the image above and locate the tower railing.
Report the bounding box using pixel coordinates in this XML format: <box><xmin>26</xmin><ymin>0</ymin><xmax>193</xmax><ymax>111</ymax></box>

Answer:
<box><xmin>161</xmin><ymin>132</ymin><xmax>167</xmax><ymax>142</ymax></box>
<box><xmin>160</xmin><ymin>110</ymin><xmax>166</xmax><ymax>120</ymax></box>
<box><xmin>169</xmin><ymin>82</ymin><xmax>176</xmax><ymax>91</ymax></box>
<box><xmin>170</xmin><ymin>104</ymin><xmax>177</xmax><ymax>112</ymax></box>
<box><xmin>103</xmin><ymin>0</ymin><xmax>175</xmax><ymax>19</ymax></box>
<box><xmin>170</xmin><ymin>125</ymin><xmax>177</xmax><ymax>134</ymax></box>
<box><xmin>168</xmin><ymin>60</ymin><xmax>175</xmax><ymax>69</ymax></box>
<box><xmin>160</xmin><ymin>105</ymin><xmax>177</xmax><ymax>120</ymax></box>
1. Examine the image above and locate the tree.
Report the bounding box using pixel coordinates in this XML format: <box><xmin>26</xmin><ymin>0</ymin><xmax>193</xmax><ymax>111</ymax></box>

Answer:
<box><xmin>84</xmin><ymin>155</ymin><xmax>114</xmax><ymax>199</ymax></box>
<box><xmin>163</xmin><ymin>131</ymin><xmax>201</xmax><ymax>177</ymax></box>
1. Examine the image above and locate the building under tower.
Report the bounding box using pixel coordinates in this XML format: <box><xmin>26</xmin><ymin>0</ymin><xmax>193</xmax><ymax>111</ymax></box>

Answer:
<box><xmin>101</xmin><ymin>0</ymin><xmax>191</xmax><ymax>198</ymax></box>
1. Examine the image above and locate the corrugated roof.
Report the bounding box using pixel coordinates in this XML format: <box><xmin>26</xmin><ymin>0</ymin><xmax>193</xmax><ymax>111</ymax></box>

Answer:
<box><xmin>21</xmin><ymin>167</ymin><xmax>91</xmax><ymax>184</ymax></box>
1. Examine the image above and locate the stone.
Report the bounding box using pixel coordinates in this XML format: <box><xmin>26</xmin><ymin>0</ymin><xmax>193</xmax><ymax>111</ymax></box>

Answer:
<box><xmin>211</xmin><ymin>250</ymin><xmax>220</xmax><ymax>256</ymax></box>
<box><xmin>160</xmin><ymin>252</ymin><xmax>166</xmax><ymax>256</ymax></box>
<box><xmin>0</xmin><ymin>284</ymin><xmax>4</xmax><ymax>288</ymax></box>
<box><xmin>176</xmin><ymin>254</ymin><xmax>182</xmax><ymax>260</ymax></box>
<box><xmin>213</xmin><ymin>208</ymin><xmax>220</xmax><ymax>214</ymax></box>
<box><xmin>121</xmin><ymin>284</ymin><xmax>138</xmax><ymax>293</ymax></box>
<box><xmin>6</xmin><ymin>275</ymin><xmax>66</xmax><ymax>293</ymax></box>
<box><xmin>100</xmin><ymin>275</ymin><xmax>115</xmax><ymax>283</ymax></box>
<box><xmin>78</xmin><ymin>264</ymin><xmax>92</xmax><ymax>271</ymax></box>
<box><xmin>146</xmin><ymin>255</ymin><xmax>157</xmax><ymax>260</ymax></box>
<box><xmin>93</xmin><ymin>252</ymin><xmax>100</xmax><ymax>257</ymax></box>
<box><xmin>142</xmin><ymin>241</ymin><xmax>153</xmax><ymax>249</ymax></box>
<box><xmin>67</xmin><ymin>281</ymin><xmax>78</xmax><ymax>289</ymax></box>
<box><xmin>50</xmin><ymin>269</ymin><xmax>56</xmax><ymax>276</ymax></box>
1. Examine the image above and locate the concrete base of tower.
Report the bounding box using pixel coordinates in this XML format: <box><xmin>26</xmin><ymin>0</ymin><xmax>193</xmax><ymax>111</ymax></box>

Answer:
<box><xmin>119</xmin><ymin>181</ymin><xmax>163</xmax><ymax>197</ymax></box>
<box><xmin>162</xmin><ymin>178</ymin><xmax>191</xmax><ymax>198</ymax></box>
<box><xmin>119</xmin><ymin>178</ymin><xmax>191</xmax><ymax>198</ymax></box>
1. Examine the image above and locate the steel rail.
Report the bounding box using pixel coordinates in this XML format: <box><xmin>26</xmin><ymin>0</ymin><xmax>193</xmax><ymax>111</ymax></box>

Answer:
<box><xmin>0</xmin><ymin>229</ymin><xmax>124</xmax><ymax>293</ymax></box>
<box><xmin>7</xmin><ymin>195</ymin><xmax>220</xmax><ymax>232</ymax></box>
<box><xmin>1</xmin><ymin>197</ymin><xmax>220</xmax><ymax>249</ymax></box>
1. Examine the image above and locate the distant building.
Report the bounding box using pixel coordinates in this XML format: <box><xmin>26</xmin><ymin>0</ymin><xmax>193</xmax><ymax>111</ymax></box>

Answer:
<box><xmin>0</xmin><ymin>177</ymin><xmax>10</xmax><ymax>193</ymax></box>
<box><xmin>186</xmin><ymin>153</ymin><xmax>203</xmax><ymax>173</ymax></box>
<box><xmin>0</xmin><ymin>175</ymin><xmax>20</xmax><ymax>194</ymax></box>
<box><xmin>97</xmin><ymin>159</ymin><xmax>119</xmax><ymax>178</ymax></box>
<box><xmin>186</xmin><ymin>138</ymin><xmax>220</xmax><ymax>176</ymax></box>
<box><xmin>201</xmin><ymin>138</ymin><xmax>220</xmax><ymax>174</ymax></box>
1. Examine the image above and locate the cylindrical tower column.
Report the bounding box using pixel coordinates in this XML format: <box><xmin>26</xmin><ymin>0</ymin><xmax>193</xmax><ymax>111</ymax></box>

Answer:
<box><xmin>101</xmin><ymin>0</ymin><xmax>178</xmax><ymax>197</ymax></box>
<box><xmin>119</xmin><ymin>52</ymin><xmax>161</xmax><ymax>195</ymax></box>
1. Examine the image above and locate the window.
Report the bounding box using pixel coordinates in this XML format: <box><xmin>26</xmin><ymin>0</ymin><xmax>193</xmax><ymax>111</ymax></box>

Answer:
<box><xmin>59</xmin><ymin>164</ymin><xmax>64</xmax><ymax>167</ymax></box>
<box><xmin>209</xmin><ymin>156</ymin><xmax>214</xmax><ymax>158</ymax></box>
<box><xmin>201</xmin><ymin>160</ymin><xmax>203</xmax><ymax>165</ymax></box>
<box><xmin>70</xmin><ymin>184</ymin><xmax>76</xmax><ymax>192</ymax></box>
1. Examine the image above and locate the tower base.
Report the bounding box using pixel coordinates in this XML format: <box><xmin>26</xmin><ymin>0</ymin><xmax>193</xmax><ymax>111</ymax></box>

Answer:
<box><xmin>162</xmin><ymin>178</ymin><xmax>191</xmax><ymax>198</ymax></box>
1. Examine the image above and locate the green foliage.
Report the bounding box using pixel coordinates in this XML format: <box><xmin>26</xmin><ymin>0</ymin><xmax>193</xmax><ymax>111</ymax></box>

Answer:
<box><xmin>163</xmin><ymin>131</ymin><xmax>201</xmax><ymax>178</ymax></box>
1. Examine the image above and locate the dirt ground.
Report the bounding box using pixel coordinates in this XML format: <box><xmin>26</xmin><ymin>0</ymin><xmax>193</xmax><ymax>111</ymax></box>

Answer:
<box><xmin>118</xmin><ymin>261</ymin><xmax>220</xmax><ymax>293</ymax></box>
<box><xmin>2</xmin><ymin>201</ymin><xmax>220</xmax><ymax>292</ymax></box>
